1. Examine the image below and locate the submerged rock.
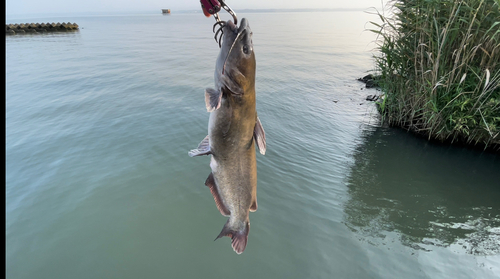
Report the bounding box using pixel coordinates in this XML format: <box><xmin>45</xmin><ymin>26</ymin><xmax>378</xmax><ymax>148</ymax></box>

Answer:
<box><xmin>366</xmin><ymin>95</ymin><xmax>379</xmax><ymax>101</ymax></box>
<box><xmin>357</xmin><ymin>74</ymin><xmax>380</xmax><ymax>88</ymax></box>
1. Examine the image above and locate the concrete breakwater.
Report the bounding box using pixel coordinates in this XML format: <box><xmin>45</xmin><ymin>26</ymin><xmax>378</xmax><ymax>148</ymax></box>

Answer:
<box><xmin>6</xmin><ymin>22</ymin><xmax>79</xmax><ymax>35</ymax></box>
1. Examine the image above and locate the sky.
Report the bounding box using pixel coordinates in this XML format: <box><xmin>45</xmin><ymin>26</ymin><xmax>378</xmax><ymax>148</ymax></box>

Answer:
<box><xmin>6</xmin><ymin>0</ymin><xmax>385</xmax><ymax>17</ymax></box>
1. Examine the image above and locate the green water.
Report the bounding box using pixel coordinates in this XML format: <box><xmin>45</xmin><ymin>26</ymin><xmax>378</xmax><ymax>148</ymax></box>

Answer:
<box><xmin>6</xmin><ymin>11</ymin><xmax>500</xmax><ymax>279</ymax></box>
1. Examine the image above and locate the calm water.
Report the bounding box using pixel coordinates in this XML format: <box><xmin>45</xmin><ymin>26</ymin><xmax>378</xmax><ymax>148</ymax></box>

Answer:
<box><xmin>6</xmin><ymin>11</ymin><xmax>500</xmax><ymax>279</ymax></box>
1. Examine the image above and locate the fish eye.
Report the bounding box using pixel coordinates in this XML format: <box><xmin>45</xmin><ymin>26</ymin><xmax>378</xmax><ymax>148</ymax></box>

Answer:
<box><xmin>243</xmin><ymin>45</ymin><xmax>252</xmax><ymax>54</ymax></box>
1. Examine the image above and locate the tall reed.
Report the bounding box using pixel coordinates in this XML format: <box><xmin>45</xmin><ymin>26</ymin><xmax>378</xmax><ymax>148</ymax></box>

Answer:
<box><xmin>371</xmin><ymin>0</ymin><xmax>500</xmax><ymax>150</ymax></box>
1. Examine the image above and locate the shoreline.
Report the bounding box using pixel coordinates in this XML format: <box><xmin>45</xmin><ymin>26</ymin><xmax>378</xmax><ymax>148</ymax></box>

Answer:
<box><xmin>358</xmin><ymin>75</ymin><xmax>500</xmax><ymax>155</ymax></box>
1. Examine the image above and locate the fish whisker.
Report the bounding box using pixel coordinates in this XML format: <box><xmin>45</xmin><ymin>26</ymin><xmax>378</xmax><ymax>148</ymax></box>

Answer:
<box><xmin>222</xmin><ymin>30</ymin><xmax>243</xmax><ymax>74</ymax></box>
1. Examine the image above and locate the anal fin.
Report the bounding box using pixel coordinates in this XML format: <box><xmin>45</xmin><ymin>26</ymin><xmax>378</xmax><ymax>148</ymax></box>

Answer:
<box><xmin>205</xmin><ymin>173</ymin><xmax>230</xmax><ymax>217</ymax></box>
<box><xmin>188</xmin><ymin>135</ymin><xmax>211</xmax><ymax>157</ymax></box>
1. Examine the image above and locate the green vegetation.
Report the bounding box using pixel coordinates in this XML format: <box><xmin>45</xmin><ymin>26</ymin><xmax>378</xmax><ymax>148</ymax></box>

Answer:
<box><xmin>370</xmin><ymin>0</ymin><xmax>500</xmax><ymax>150</ymax></box>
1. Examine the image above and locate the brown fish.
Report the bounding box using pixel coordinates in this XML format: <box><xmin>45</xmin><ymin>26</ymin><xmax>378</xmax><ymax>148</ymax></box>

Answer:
<box><xmin>189</xmin><ymin>18</ymin><xmax>266</xmax><ymax>254</ymax></box>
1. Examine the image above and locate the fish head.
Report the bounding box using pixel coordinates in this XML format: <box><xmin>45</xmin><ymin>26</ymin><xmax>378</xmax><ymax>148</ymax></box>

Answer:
<box><xmin>216</xmin><ymin>18</ymin><xmax>255</xmax><ymax>94</ymax></box>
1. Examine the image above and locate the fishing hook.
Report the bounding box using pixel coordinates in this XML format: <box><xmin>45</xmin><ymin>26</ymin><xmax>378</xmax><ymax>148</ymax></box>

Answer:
<box><xmin>212</xmin><ymin>15</ymin><xmax>226</xmax><ymax>47</ymax></box>
<box><xmin>219</xmin><ymin>0</ymin><xmax>237</xmax><ymax>26</ymax></box>
<box><xmin>200</xmin><ymin>0</ymin><xmax>238</xmax><ymax>48</ymax></box>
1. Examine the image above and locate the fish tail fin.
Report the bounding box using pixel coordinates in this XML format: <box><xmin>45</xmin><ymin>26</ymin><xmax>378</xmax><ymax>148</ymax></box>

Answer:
<box><xmin>215</xmin><ymin>219</ymin><xmax>250</xmax><ymax>254</ymax></box>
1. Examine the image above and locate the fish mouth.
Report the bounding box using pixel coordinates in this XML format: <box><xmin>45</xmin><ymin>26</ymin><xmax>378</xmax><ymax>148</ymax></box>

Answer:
<box><xmin>226</xmin><ymin>18</ymin><xmax>248</xmax><ymax>34</ymax></box>
<box><xmin>214</xmin><ymin>17</ymin><xmax>248</xmax><ymax>47</ymax></box>
<box><xmin>226</xmin><ymin>20</ymin><xmax>237</xmax><ymax>33</ymax></box>
<box><xmin>237</xmin><ymin>18</ymin><xmax>249</xmax><ymax>33</ymax></box>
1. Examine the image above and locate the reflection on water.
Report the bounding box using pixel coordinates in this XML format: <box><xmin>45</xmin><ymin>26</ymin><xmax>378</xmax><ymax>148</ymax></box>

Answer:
<box><xmin>344</xmin><ymin>127</ymin><xmax>500</xmax><ymax>256</ymax></box>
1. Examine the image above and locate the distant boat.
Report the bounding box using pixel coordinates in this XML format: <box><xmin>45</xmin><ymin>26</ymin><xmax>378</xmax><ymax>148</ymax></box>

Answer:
<box><xmin>162</xmin><ymin>9</ymin><xmax>171</xmax><ymax>14</ymax></box>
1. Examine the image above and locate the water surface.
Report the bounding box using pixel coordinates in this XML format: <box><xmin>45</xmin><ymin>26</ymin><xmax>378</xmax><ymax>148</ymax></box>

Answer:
<box><xmin>6</xmin><ymin>11</ymin><xmax>500</xmax><ymax>279</ymax></box>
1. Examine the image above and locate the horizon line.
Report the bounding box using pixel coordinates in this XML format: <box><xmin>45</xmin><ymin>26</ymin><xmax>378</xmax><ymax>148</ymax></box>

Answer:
<box><xmin>7</xmin><ymin>7</ymin><xmax>373</xmax><ymax>19</ymax></box>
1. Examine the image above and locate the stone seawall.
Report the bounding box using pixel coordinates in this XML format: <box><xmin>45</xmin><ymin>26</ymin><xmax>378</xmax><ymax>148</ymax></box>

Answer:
<box><xmin>6</xmin><ymin>22</ymin><xmax>79</xmax><ymax>35</ymax></box>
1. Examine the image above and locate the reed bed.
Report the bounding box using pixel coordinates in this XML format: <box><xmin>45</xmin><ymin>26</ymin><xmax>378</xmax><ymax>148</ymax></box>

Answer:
<box><xmin>370</xmin><ymin>0</ymin><xmax>500</xmax><ymax>150</ymax></box>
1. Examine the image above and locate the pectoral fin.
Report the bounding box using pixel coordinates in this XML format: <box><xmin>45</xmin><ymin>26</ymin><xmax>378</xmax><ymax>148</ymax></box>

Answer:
<box><xmin>253</xmin><ymin>116</ymin><xmax>266</xmax><ymax>155</ymax></box>
<box><xmin>188</xmin><ymin>135</ymin><xmax>211</xmax><ymax>157</ymax></box>
<box><xmin>205</xmin><ymin>173</ymin><xmax>230</xmax><ymax>217</ymax></box>
<box><xmin>205</xmin><ymin>88</ymin><xmax>222</xmax><ymax>112</ymax></box>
